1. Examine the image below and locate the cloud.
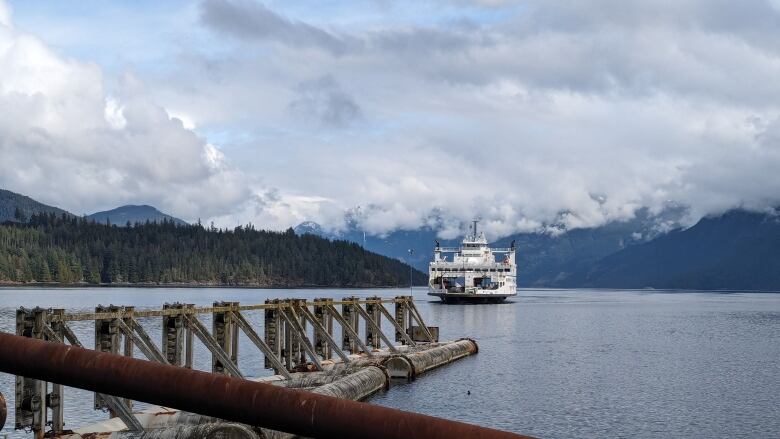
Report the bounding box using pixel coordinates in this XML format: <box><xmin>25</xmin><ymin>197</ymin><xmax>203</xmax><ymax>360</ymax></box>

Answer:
<box><xmin>0</xmin><ymin>11</ymin><xmax>253</xmax><ymax>220</ymax></box>
<box><xmin>187</xmin><ymin>0</ymin><xmax>780</xmax><ymax>238</ymax></box>
<box><xmin>0</xmin><ymin>1</ymin><xmax>11</xmax><ymax>28</ymax></box>
<box><xmin>8</xmin><ymin>0</ymin><xmax>780</xmax><ymax>239</ymax></box>
<box><xmin>289</xmin><ymin>75</ymin><xmax>363</xmax><ymax>128</ymax></box>
<box><xmin>199</xmin><ymin>0</ymin><xmax>489</xmax><ymax>59</ymax></box>
<box><xmin>199</xmin><ymin>0</ymin><xmax>349</xmax><ymax>55</ymax></box>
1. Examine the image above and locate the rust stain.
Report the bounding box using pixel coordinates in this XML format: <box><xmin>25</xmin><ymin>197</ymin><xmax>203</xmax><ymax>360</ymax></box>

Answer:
<box><xmin>0</xmin><ymin>391</ymin><xmax>6</xmax><ymax>431</ymax></box>
<box><xmin>79</xmin><ymin>433</ymin><xmax>111</xmax><ymax>439</ymax></box>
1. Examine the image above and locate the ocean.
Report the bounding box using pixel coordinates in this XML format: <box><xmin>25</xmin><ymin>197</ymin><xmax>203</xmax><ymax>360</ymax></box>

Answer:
<box><xmin>1</xmin><ymin>287</ymin><xmax>778</xmax><ymax>438</ymax></box>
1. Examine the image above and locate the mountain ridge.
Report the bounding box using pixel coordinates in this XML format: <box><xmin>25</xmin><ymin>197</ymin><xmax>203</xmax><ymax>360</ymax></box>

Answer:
<box><xmin>295</xmin><ymin>207</ymin><xmax>780</xmax><ymax>290</ymax></box>
<box><xmin>557</xmin><ymin>209</ymin><xmax>780</xmax><ymax>290</ymax></box>
<box><xmin>87</xmin><ymin>204</ymin><xmax>187</xmax><ymax>226</ymax></box>
<box><xmin>0</xmin><ymin>189</ymin><xmax>73</xmax><ymax>223</ymax></box>
<box><xmin>294</xmin><ymin>207</ymin><xmax>686</xmax><ymax>287</ymax></box>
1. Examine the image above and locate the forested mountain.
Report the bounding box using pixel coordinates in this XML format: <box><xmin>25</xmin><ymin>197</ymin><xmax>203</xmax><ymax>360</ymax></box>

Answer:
<box><xmin>492</xmin><ymin>207</ymin><xmax>684</xmax><ymax>286</ymax></box>
<box><xmin>558</xmin><ymin>209</ymin><xmax>780</xmax><ymax>290</ymax></box>
<box><xmin>0</xmin><ymin>213</ymin><xmax>426</xmax><ymax>287</ymax></box>
<box><xmin>0</xmin><ymin>189</ymin><xmax>72</xmax><ymax>223</ymax></box>
<box><xmin>87</xmin><ymin>205</ymin><xmax>187</xmax><ymax>226</ymax></box>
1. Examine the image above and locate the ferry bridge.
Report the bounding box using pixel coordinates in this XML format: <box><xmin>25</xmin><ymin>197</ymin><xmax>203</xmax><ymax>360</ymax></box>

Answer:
<box><xmin>0</xmin><ymin>296</ymin><xmax>533</xmax><ymax>439</ymax></box>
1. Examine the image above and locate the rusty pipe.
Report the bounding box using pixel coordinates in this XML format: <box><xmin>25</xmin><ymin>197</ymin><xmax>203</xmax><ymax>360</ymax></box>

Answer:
<box><xmin>0</xmin><ymin>332</ymin><xmax>533</xmax><ymax>439</ymax></box>
<box><xmin>0</xmin><ymin>390</ymin><xmax>6</xmax><ymax>431</ymax></box>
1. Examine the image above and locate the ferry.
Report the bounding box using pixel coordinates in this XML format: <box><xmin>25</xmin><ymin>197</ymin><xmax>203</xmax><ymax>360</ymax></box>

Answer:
<box><xmin>428</xmin><ymin>221</ymin><xmax>517</xmax><ymax>303</ymax></box>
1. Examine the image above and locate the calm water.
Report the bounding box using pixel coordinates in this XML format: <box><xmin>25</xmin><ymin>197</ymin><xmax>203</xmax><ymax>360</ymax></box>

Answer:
<box><xmin>1</xmin><ymin>287</ymin><xmax>779</xmax><ymax>438</ymax></box>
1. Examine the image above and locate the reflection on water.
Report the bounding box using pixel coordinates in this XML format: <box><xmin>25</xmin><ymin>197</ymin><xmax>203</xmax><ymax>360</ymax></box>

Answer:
<box><xmin>1</xmin><ymin>287</ymin><xmax>779</xmax><ymax>438</ymax></box>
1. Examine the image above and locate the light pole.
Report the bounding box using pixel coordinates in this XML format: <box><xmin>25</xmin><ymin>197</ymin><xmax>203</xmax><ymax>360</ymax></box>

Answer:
<box><xmin>356</xmin><ymin>205</ymin><xmax>366</xmax><ymax>248</ymax></box>
<box><xmin>408</xmin><ymin>248</ymin><xmax>414</xmax><ymax>295</ymax></box>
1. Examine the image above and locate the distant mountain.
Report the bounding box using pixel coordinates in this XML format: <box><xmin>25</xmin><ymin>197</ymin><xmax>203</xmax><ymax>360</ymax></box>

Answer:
<box><xmin>87</xmin><ymin>205</ymin><xmax>187</xmax><ymax>226</ymax></box>
<box><xmin>0</xmin><ymin>189</ymin><xmax>72</xmax><ymax>223</ymax></box>
<box><xmin>295</xmin><ymin>222</ymin><xmax>452</xmax><ymax>269</ymax></box>
<box><xmin>294</xmin><ymin>207</ymin><xmax>686</xmax><ymax>287</ymax></box>
<box><xmin>294</xmin><ymin>221</ymin><xmax>326</xmax><ymax>236</ymax></box>
<box><xmin>493</xmin><ymin>207</ymin><xmax>685</xmax><ymax>287</ymax></box>
<box><xmin>559</xmin><ymin>209</ymin><xmax>780</xmax><ymax>290</ymax></box>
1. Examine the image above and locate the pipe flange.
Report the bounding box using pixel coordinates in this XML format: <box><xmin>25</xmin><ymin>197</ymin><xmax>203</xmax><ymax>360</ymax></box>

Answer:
<box><xmin>457</xmin><ymin>337</ymin><xmax>479</xmax><ymax>354</ymax></box>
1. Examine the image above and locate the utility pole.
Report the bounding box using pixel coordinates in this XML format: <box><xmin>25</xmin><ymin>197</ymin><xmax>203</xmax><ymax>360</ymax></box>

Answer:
<box><xmin>408</xmin><ymin>248</ymin><xmax>414</xmax><ymax>295</ymax></box>
<box><xmin>356</xmin><ymin>205</ymin><xmax>366</xmax><ymax>248</ymax></box>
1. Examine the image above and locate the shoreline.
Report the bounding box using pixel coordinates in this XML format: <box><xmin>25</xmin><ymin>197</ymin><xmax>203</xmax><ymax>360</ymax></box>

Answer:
<box><xmin>1</xmin><ymin>283</ymin><xmax>777</xmax><ymax>293</ymax></box>
<box><xmin>0</xmin><ymin>282</ymin><xmax>424</xmax><ymax>290</ymax></box>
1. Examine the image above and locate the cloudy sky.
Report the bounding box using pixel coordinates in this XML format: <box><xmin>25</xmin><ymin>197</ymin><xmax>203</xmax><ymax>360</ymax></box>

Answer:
<box><xmin>2</xmin><ymin>0</ymin><xmax>780</xmax><ymax>238</ymax></box>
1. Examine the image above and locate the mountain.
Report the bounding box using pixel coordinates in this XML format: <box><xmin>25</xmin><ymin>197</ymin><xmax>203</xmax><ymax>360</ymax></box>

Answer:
<box><xmin>493</xmin><ymin>207</ymin><xmax>685</xmax><ymax>286</ymax></box>
<box><xmin>295</xmin><ymin>222</ymin><xmax>451</xmax><ymax>270</ymax></box>
<box><xmin>559</xmin><ymin>209</ymin><xmax>780</xmax><ymax>290</ymax></box>
<box><xmin>294</xmin><ymin>207</ymin><xmax>685</xmax><ymax>287</ymax></box>
<box><xmin>87</xmin><ymin>205</ymin><xmax>187</xmax><ymax>226</ymax></box>
<box><xmin>0</xmin><ymin>189</ymin><xmax>72</xmax><ymax>223</ymax></box>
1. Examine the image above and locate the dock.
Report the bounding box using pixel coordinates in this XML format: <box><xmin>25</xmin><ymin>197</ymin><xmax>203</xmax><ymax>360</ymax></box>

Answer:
<box><xmin>0</xmin><ymin>296</ymin><xmax>530</xmax><ymax>439</ymax></box>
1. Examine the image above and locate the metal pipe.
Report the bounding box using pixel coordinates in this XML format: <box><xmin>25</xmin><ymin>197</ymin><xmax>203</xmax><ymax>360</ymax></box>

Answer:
<box><xmin>0</xmin><ymin>332</ymin><xmax>531</xmax><ymax>439</ymax></box>
<box><xmin>404</xmin><ymin>339</ymin><xmax>478</xmax><ymax>377</ymax></box>
<box><xmin>115</xmin><ymin>423</ymin><xmax>262</xmax><ymax>439</ymax></box>
<box><xmin>310</xmin><ymin>365</ymin><xmax>388</xmax><ymax>401</ymax></box>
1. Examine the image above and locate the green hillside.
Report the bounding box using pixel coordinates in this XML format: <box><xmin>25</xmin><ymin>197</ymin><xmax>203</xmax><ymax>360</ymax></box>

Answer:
<box><xmin>0</xmin><ymin>189</ymin><xmax>72</xmax><ymax>223</ymax></box>
<box><xmin>0</xmin><ymin>212</ymin><xmax>426</xmax><ymax>287</ymax></box>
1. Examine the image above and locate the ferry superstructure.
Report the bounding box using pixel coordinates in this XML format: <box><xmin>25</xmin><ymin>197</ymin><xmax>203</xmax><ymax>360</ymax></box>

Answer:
<box><xmin>428</xmin><ymin>221</ymin><xmax>517</xmax><ymax>303</ymax></box>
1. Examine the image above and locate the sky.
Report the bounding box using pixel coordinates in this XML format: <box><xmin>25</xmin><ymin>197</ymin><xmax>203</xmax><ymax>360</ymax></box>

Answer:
<box><xmin>2</xmin><ymin>0</ymin><xmax>780</xmax><ymax>239</ymax></box>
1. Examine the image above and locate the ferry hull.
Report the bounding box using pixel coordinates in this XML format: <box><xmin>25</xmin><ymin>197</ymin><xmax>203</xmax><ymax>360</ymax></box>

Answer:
<box><xmin>428</xmin><ymin>290</ymin><xmax>513</xmax><ymax>304</ymax></box>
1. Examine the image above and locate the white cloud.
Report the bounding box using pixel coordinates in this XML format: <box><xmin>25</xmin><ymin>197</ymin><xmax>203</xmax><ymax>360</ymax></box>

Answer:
<box><xmin>0</xmin><ymin>1</ymin><xmax>11</xmax><ymax>28</ymax></box>
<box><xmin>103</xmin><ymin>97</ymin><xmax>127</xmax><ymax>130</ymax></box>
<box><xmin>0</xmin><ymin>7</ymin><xmax>253</xmax><ymax>220</ymax></box>
<box><xmin>6</xmin><ymin>0</ymin><xmax>780</xmax><ymax>239</ymax></box>
<box><xmin>180</xmin><ymin>0</ymin><xmax>780</xmax><ymax>238</ymax></box>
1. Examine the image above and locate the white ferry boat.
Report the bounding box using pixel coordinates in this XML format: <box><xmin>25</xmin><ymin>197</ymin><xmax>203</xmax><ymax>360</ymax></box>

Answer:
<box><xmin>428</xmin><ymin>221</ymin><xmax>517</xmax><ymax>303</ymax></box>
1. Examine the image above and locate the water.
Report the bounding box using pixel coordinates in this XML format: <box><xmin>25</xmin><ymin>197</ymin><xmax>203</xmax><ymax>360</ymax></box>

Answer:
<box><xmin>1</xmin><ymin>287</ymin><xmax>779</xmax><ymax>438</ymax></box>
